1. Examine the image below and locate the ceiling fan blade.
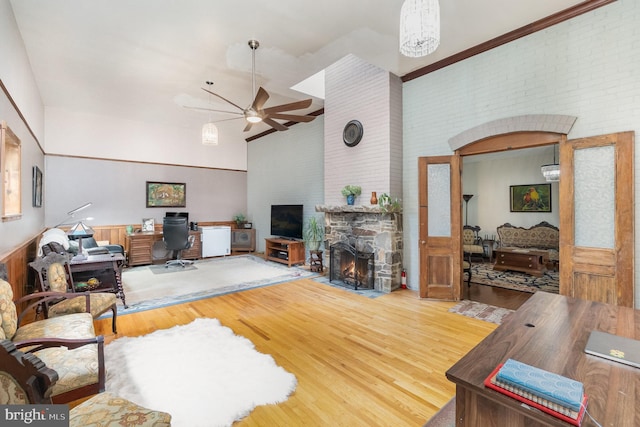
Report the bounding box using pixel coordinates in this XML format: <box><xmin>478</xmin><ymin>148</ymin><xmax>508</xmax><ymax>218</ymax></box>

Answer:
<box><xmin>201</xmin><ymin>87</ymin><xmax>244</xmax><ymax>112</ymax></box>
<box><xmin>262</xmin><ymin>98</ymin><xmax>313</xmax><ymax>114</ymax></box>
<box><xmin>251</xmin><ymin>87</ymin><xmax>270</xmax><ymax>111</ymax></box>
<box><xmin>263</xmin><ymin>117</ymin><xmax>289</xmax><ymax>132</ymax></box>
<box><xmin>267</xmin><ymin>113</ymin><xmax>316</xmax><ymax>123</ymax></box>
<box><xmin>183</xmin><ymin>106</ymin><xmax>243</xmax><ymax>115</ymax></box>
<box><xmin>243</xmin><ymin>121</ymin><xmax>254</xmax><ymax>132</ymax></box>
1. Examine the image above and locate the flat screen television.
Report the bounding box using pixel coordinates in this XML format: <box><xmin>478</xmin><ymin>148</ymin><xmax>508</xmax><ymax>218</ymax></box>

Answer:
<box><xmin>165</xmin><ymin>211</ymin><xmax>189</xmax><ymax>223</ymax></box>
<box><xmin>270</xmin><ymin>205</ymin><xmax>303</xmax><ymax>240</ymax></box>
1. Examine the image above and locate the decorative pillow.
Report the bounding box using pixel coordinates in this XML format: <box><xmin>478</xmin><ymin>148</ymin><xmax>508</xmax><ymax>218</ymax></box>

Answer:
<box><xmin>0</xmin><ymin>280</ymin><xmax>18</xmax><ymax>340</ymax></box>
<box><xmin>47</xmin><ymin>263</ymin><xmax>68</xmax><ymax>293</ymax></box>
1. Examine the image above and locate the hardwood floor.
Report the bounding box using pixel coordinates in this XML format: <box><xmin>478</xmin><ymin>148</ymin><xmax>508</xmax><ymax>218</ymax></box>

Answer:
<box><xmin>91</xmin><ymin>278</ymin><xmax>497</xmax><ymax>426</ymax></box>
<box><xmin>463</xmin><ymin>282</ymin><xmax>532</xmax><ymax>311</ymax></box>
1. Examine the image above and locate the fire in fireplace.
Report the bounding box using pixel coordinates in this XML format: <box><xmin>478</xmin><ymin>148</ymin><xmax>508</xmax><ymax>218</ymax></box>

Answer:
<box><xmin>329</xmin><ymin>241</ymin><xmax>374</xmax><ymax>290</ymax></box>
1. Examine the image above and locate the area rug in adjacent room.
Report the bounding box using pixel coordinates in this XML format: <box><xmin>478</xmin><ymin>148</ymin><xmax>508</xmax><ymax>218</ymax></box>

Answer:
<box><xmin>471</xmin><ymin>262</ymin><xmax>559</xmax><ymax>294</ymax></box>
<box><xmin>105</xmin><ymin>318</ymin><xmax>297</xmax><ymax>427</ymax></box>
<box><xmin>118</xmin><ymin>255</ymin><xmax>316</xmax><ymax>315</ymax></box>
<box><xmin>448</xmin><ymin>300</ymin><xmax>514</xmax><ymax>325</ymax></box>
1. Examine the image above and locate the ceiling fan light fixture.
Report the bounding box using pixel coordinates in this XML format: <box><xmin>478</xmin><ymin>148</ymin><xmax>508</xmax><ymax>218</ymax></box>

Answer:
<box><xmin>399</xmin><ymin>0</ymin><xmax>440</xmax><ymax>58</ymax></box>
<box><xmin>202</xmin><ymin>122</ymin><xmax>219</xmax><ymax>145</ymax></box>
<box><xmin>245</xmin><ymin>109</ymin><xmax>262</xmax><ymax>124</ymax></box>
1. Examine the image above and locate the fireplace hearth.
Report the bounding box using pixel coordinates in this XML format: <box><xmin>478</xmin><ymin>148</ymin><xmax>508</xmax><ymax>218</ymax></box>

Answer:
<box><xmin>330</xmin><ymin>241</ymin><xmax>374</xmax><ymax>290</ymax></box>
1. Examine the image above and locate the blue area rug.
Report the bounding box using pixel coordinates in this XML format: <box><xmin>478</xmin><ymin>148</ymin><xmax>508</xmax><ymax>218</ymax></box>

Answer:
<box><xmin>110</xmin><ymin>255</ymin><xmax>317</xmax><ymax>316</ymax></box>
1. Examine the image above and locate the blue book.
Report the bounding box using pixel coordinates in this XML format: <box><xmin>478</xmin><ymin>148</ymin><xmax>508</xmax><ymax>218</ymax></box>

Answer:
<box><xmin>496</xmin><ymin>359</ymin><xmax>584</xmax><ymax>412</ymax></box>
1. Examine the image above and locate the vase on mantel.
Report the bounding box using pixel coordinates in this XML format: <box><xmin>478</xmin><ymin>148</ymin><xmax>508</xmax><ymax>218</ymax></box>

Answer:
<box><xmin>370</xmin><ymin>192</ymin><xmax>378</xmax><ymax>205</ymax></box>
<box><xmin>346</xmin><ymin>194</ymin><xmax>355</xmax><ymax>205</ymax></box>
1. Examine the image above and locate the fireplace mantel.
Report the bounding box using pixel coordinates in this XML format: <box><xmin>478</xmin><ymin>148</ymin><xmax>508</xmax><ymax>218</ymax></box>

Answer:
<box><xmin>315</xmin><ymin>205</ymin><xmax>402</xmax><ymax>214</ymax></box>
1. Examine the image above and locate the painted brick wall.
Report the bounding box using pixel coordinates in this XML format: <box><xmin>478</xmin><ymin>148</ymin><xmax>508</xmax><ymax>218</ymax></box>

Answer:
<box><xmin>402</xmin><ymin>0</ymin><xmax>640</xmax><ymax>300</ymax></box>
<box><xmin>324</xmin><ymin>54</ymin><xmax>402</xmax><ymax>205</ymax></box>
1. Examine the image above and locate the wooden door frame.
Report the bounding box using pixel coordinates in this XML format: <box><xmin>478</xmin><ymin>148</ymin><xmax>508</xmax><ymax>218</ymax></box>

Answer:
<box><xmin>451</xmin><ymin>131</ymin><xmax>565</xmax><ymax>300</ymax></box>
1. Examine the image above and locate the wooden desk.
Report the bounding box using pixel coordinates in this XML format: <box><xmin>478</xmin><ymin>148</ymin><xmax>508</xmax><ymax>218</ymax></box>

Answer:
<box><xmin>69</xmin><ymin>253</ymin><xmax>127</xmax><ymax>307</ymax></box>
<box><xmin>446</xmin><ymin>292</ymin><xmax>640</xmax><ymax>426</ymax></box>
<box><xmin>125</xmin><ymin>231</ymin><xmax>202</xmax><ymax>266</ymax></box>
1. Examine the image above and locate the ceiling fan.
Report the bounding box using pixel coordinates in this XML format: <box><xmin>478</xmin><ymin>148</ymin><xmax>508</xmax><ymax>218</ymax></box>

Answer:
<box><xmin>195</xmin><ymin>40</ymin><xmax>316</xmax><ymax>132</ymax></box>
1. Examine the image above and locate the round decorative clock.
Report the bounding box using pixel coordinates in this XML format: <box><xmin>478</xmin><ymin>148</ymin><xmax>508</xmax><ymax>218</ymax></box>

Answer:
<box><xmin>343</xmin><ymin>120</ymin><xmax>363</xmax><ymax>147</ymax></box>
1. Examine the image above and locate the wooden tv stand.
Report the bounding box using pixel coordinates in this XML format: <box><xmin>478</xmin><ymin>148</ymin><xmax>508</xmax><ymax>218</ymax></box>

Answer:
<box><xmin>264</xmin><ymin>238</ymin><xmax>305</xmax><ymax>267</ymax></box>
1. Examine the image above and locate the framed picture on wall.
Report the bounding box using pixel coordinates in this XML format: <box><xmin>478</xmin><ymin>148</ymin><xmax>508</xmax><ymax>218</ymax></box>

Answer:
<box><xmin>510</xmin><ymin>184</ymin><xmax>552</xmax><ymax>212</ymax></box>
<box><xmin>32</xmin><ymin>166</ymin><xmax>43</xmax><ymax>207</ymax></box>
<box><xmin>146</xmin><ymin>181</ymin><xmax>186</xmax><ymax>207</ymax></box>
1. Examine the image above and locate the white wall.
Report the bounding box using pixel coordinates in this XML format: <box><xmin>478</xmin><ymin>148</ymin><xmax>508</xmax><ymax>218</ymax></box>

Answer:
<box><xmin>45</xmin><ymin>107</ymin><xmax>248</xmax><ymax>171</ymax></box>
<box><xmin>324</xmin><ymin>54</ymin><xmax>402</xmax><ymax>205</ymax></box>
<box><xmin>402</xmin><ymin>0</ymin><xmax>640</xmax><ymax>306</ymax></box>
<box><xmin>0</xmin><ymin>0</ymin><xmax>45</xmax><ymax>255</ymax></box>
<box><xmin>44</xmin><ymin>156</ymin><xmax>247</xmax><ymax>228</ymax></box>
<box><xmin>247</xmin><ymin>116</ymin><xmax>324</xmax><ymax>254</ymax></box>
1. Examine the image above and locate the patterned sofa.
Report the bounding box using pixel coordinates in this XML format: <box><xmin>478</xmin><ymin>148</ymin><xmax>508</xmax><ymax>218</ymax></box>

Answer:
<box><xmin>496</xmin><ymin>221</ymin><xmax>559</xmax><ymax>262</ymax></box>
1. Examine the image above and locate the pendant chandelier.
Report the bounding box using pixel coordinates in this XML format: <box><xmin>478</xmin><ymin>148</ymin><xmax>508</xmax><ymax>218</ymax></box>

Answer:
<box><xmin>541</xmin><ymin>144</ymin><xmax>560</xmax><ymax>182</ymax></box>
<box><xmin>202</xmin><ymin>121</ymin><xmax>219</xmax><ymax>146</ymax></box>
<box><xmin>399</xmin><ymin>0</ymin><xmax>440</xmax><ymax>58</ymax></box>
<box><xmin>202</xmin><ymin>80</ymin><xmax>219</xmax><ymax>146</ymax></box>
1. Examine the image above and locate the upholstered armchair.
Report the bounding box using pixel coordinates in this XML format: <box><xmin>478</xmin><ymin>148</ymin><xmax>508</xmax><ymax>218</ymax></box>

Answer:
<box><xmin>463</xmin><ymin>225</ymin><xmax>484</xmax><ymax>262</ymax></box>
<box><xmin>0</xmin><ymin>278</ymin><xmax>105</xmax><ymax>403</ymax></box>
<box><xmin>0</xmin><ymin>339</ymin><xmax>172</xmax><ymax>426</ymax></box>
<box><xmin>29</xmin><ymin>252</ymin><xmax>117</xmax><ymax>333</ymax></box>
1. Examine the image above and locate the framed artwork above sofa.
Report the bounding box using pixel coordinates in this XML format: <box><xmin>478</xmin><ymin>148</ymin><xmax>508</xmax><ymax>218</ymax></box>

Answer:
<box><xmin>510</xmin><ymin>184</ymin><xmax>551</xmax><ymax>212</ymax></box>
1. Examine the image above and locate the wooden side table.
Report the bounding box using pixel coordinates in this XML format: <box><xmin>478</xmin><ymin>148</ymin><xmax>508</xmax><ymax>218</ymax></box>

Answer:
<box><xmin>70</xmin><ymin>254</ymin><xmax>127</xmax><ymax>307</ymax></box>
<box><xmin>309</xmin><ymin>250</ymin><xmax>324</xmax><ymax>272</ymax></box>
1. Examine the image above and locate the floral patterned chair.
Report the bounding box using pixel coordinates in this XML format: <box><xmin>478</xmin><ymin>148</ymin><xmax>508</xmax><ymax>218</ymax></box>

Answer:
<box><xmin>463</xmin><ymin>225</ymin><xmax>485</xmax><ymax>262</ymax></box>
<box><xmin>29</xmin><ymin>252</ymin><xmax>117</xmax><ymax>333</ymax></box>
<box><xmin>0</xmin><ymin>278</ymin><xmax>104</xmax><ymax>403</ymax></box>
<box><xmin>0</xmin><ymin>339</ymin><xmax>171</xmax><ymax>426</ymax></box>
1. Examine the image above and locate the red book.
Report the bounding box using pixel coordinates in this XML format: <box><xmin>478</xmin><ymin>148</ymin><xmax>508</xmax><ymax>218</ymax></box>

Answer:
<box><xmin>484</xmin><ymin>364</ymin><xmax>587</xmax><ymax>426</ymax></box>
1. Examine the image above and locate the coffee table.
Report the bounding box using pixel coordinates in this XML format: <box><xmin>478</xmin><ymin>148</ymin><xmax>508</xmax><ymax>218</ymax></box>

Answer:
<box><xmin>69</xmin><ymin>253</ymin><xmax>127</xmax><ymax>307</ymax></box>
<box><xmin>493</xmin><ymin>247</ymin><xmax>548</xmax><ymax>277</ymax></box>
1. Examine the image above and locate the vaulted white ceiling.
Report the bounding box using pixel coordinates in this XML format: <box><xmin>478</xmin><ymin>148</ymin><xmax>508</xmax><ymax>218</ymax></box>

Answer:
<box><xmin>10</xmin><ymin>0</ymin><xmax>587</xmax><ymax>141</ymax></box>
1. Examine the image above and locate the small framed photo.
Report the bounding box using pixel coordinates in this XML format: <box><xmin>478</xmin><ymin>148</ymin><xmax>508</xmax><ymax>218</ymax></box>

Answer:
<box><xmin>510</xmin><ymin>184</ymin><xmax>552</xmax><ymax>212</ymax></box>
<box><xmin>141</xmin><ymin>218</ymin><xmax>155</xmax><ymax>232</ymax></box>
<box><xmin>243</xmin><ymin>222</ymin><xmax>253</xmax><ymax>229</ymax></box>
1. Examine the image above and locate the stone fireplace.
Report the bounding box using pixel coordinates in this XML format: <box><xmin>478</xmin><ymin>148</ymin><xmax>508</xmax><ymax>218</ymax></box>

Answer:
<box><xmin>329</xmin><ymin>240</ymin><xmax>375</xmax><ymax>290</ymax></box>
<box><xmin>316</xmin><ymin>205</ymin><xmax>402</xmax><ymax>293</ymax></box>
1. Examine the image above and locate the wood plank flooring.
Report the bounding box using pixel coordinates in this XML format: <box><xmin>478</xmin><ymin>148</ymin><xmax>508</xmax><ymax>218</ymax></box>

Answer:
<box><xmin>91</xmin><ymin>278</ymin><xmax>497</xmax><ymax>426</ymax></box>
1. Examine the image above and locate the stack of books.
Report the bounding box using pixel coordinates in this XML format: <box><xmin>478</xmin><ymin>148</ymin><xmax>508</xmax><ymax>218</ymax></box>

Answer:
<box><xmin>484</xmin><ymin>359</ymin><xmax>588</xmax><ymax>426</ymax></box>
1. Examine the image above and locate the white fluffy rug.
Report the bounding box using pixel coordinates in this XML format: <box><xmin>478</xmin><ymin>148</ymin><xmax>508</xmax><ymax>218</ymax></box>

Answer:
<box><xmin>105</xmin><ymin>318</ymin><xmax>297</xmax><ymax>427</ymax></box>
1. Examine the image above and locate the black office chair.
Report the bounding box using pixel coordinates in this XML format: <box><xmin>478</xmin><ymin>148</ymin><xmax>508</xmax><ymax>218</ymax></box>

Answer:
<box><xmin>162</xmin><ymin>217</ymin><xmax>195</xmax><ymax>268</ymax></box>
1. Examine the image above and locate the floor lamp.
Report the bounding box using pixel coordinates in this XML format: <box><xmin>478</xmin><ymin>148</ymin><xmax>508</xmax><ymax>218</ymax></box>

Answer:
<box><xmin>463</xmin><ymin>194</ymin><xmax>473</xmax><ymax>226</ymax></box>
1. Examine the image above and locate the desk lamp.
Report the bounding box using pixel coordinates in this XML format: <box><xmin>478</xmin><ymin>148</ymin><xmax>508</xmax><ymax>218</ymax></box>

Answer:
<box><xmin>55</xmin><ymin>202</ymin><xmax>93</xmax><ymax>227</ymax></box>
<box><xmin>67</xmin><ymin>221</ymin><xmax>95</xmax><ymax>261</ymax></box>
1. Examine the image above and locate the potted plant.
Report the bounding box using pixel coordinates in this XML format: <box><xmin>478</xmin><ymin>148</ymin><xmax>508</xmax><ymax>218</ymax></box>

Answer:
<box><xmin>341</xmin><ymin>185</ymin><xmax>362</xmax><ymax>205</ymax></box>
<box><xmin>233</xmin><ymin>213</ymin><xmax>246</xmax><ymax>228</ymax></box>
<box><xmin>303</xmin><ymin>216</ymin><xmax>324</xmax><ymax>251</ymax></box>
